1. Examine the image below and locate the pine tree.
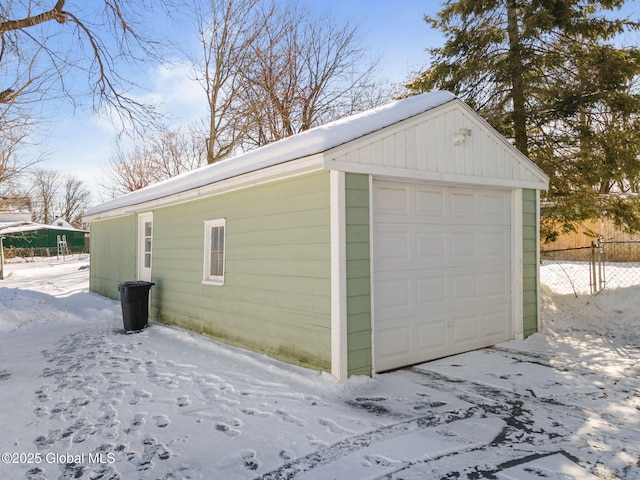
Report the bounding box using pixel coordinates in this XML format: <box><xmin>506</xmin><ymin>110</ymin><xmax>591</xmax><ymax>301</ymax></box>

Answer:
<box><xmin>408</xmin><ymin>0</ymin><xmax>640</xmax><ymax>240</ymax></box>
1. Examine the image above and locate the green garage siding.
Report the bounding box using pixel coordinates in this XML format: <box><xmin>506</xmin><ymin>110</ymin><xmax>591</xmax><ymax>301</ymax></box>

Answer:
<box><xmin>522</xmin><ymin>189</ymin><xmax>539</xmax><ymax>337</ymax></box>
<box><xmin>3</xmin><ymin>228</ymin><xmax>86</xmax><ymax>253</ymax></box>
<box><xmin>345</xmin><ymin>173</ymin><xmax>372</xmax><ymax>376</ymax></box>
<box><xmin>151</xmin><ymin>171</ymin><xmax>332</xmax><ymax>371</ymax></box>
<box><xmin>89</xmin><ymin>215</ymin><xmax>137</xmax><ymax>300</ymax></box>
<box><xmin>85</xmin><ymin>92</ymin><xmax>549</xmax><ymax>379</ymax></box>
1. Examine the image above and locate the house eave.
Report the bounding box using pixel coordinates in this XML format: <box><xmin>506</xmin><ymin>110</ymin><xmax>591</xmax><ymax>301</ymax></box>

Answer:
<box><xmin>84</xmin><ymin>155</ymin><xmax>326</xmax><ymax>222</ymax></box>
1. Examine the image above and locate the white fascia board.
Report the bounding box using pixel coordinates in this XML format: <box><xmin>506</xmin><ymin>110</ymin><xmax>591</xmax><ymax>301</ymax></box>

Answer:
<box><xmin>324</xmin><ymin>160</ymin><xmax>549</xmax><ymax>191</ymax></box>
<box><xmin>84</xmin><ymin>155</ymin><xmax>325</xmax><ymax>222</ymax></box>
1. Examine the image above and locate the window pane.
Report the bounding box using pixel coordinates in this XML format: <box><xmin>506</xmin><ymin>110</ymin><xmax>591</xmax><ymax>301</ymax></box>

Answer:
<box><xmin>145</xmin><ymin>238</ymin><xmax>152</xmax><ymax>253</ymax></box>
<box><xmin>210</xmin><ymin>252</ymin><xmax>223</xmax><ymax>276</ymax></box>
<box><xmin>204</xmin><ymin>221</ymin><xmax>225</xmax><ymax>281</ymax></box>
<box><xmin>145</xmin><ymin>253</ymin><xmax>151</xmax><ymax>268</ymax></box>
<box><xmin>212</xmin><ymin>226</ymin><xmax>222</xmax><ymax>250</ymax></box>
<box><xmin>145</xmin><ymin>222</ymin><xmax>152</xmax><ymax>237</ymax></box>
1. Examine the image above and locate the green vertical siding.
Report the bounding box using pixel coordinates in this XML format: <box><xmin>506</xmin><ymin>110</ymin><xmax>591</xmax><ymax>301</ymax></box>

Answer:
<box><xmin>522</xmin><ymin>189</ymin><xmax>538</xmax><ymax>337</ymax></box>
<box><xmin>151</xmin><ymin>171</ymin><xmax>332</xmax><ymax>371</ymax></box>
<box><xmin>89</xmin><ymin>215</ymin><xmax>137</xmax><ymax>299</ymax></box>
<box><xmin>3</xmin><ymin>228</ymin><xmax>86</xmax><ymax>253</ymax></box>
<box><xmin>345</xmin><ymin>173</ymin><xmax>372</xmax><ymax>376</ymax></box>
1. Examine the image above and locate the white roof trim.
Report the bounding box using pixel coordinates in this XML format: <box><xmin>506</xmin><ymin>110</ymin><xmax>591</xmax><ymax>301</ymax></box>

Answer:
<box><xmin>85</xmin><ymin>156</ymin><xmax>325</xmax><ymax>222</ymax></box>
<box><xmin>85</xmin><ymin>91</ymin><xmax>457</xmax><ymax>219</ymax></box>
<box><xmin>0</xmin><ymin>222</ymin><xmax>85</xmax><ymax>234</ymax></box>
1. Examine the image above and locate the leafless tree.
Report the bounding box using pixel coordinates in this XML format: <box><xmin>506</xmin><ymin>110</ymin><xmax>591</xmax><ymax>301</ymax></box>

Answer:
<box><xmin>192</xmin><ymin>0</ymin><xmax>270</xmax><ymax>164</ymax></box>
<box><xmin>103</xmin><ymin>142</ymin><xmax>160</xmax><ymax>196</ymax></box>
<box><xmin>151</xmin><ymin>127</ymin><xmax>206</xmax><ymax>178</ymax></box>
<box><xmin>0</xmin><ymin>124</ymin><xmax>40</xmax><ymax>195</ymax></box>
<box><xmin>30</xmin><ymin>168</ymin><xmax>60</xmax><ymax>224</ymax></box>
<box><xmin>0</xmin><ymin>1</ymin><xmax>171</xmax><ymax>135</ymax></box>
<box><xmin>240</xmin><ymin>4</ymin><xmax>384</xmax><ymax>147</ymax></box>
<box><xmin>58</xmin><ymin>175</ymin><xmax>91</xmax><ymax>228</ymax></box>
<box><xmin>191</xmin><ymin>0</ymin><xmax>386</xmax><ymax>161</ymax></box>
<box><xmin>103</xmin><ymin>126</ymin><xmax>206</xmax><ymax>195</ymax></box>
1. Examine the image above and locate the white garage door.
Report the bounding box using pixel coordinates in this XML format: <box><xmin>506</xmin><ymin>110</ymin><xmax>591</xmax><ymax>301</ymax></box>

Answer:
<box><xmin>373</xmin><ymin>180</ymin><xmax>512</xmax><ymax>372</ymax></box>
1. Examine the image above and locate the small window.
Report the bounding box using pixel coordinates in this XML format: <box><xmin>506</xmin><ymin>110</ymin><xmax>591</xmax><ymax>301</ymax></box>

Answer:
<box><xmin>203</xmin><ymin>218</ymin><xmax>226</xmax><ymax>285</ymax></box>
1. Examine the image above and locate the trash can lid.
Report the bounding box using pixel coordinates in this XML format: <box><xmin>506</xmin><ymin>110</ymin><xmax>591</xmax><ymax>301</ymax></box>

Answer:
<box><xmin>118</xmin><ymin>280</ymin><xmax>155</xmax><ymax>290</ymax></box>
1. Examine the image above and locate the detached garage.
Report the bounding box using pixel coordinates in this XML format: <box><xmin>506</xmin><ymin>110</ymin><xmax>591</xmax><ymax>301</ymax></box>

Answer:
<box><xmin>85</xmin><ymin>91</ymin><xmax>548</xmax><ymax>380</ymax></box>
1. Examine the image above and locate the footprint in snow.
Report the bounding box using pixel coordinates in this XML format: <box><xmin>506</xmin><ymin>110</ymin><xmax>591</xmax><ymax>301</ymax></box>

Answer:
<box><xmin>279</xmin><ymin>450</ymin><xmax>294</xmax><ymax>461</ymax></box>
<box><xmin>318</xmin><ymin>417</ymin><xmax>353</xmax><ymax>434</ymax></box>
<box><xmin>153</xmin><ymin>414</ymin><xmax>170</xmax><ymax>428</ymax></box>
<box><xmin>275</xmin><ymin>409</ymin><xmax>305</xmax><ymax>426</ymax></box>
<box><xmin>177</xmin><ymin>395</ymin><xmax>190</xmax><ymax>407</ymax></box>
<box><xmin>129</xmin><ymin>388</ymin><xmax>152</xmax><ymax>405</ymax></box>
<box><xmin>140</xmin><ymin>435</ymin><xmax>172</xmax><ymax>464</ymax></box>
<box><xmin>25</xmin><ymin>467</ymin><xmax>46</xmax><ymax>480</ymax></box>
<box><xmin>35</xmin><ymin>388</ymin><xmax>50</xmax><ymax>403</ymax></box>
<box><xmin>131</xmin><ymin>413</ymin><xmax>147</xmax><ymax>429</ymax></box>
<box><xmin>241</xmin><ymin>450</ymin><xmax>261</xmax><ymax>471</ymax></box>
<box><xmin>240</xmin><ymin>408</ymin><xmax>270</xmax><ymax>418</ymax></box>
<box><xmin>34</xmin><ymin>406</ymin><xmax>49</xmax><ymax>418</ymax></box>
<box><xmin>215</xmin><ymin>422</ymin><xmax>240</xmax><ymax>437</ymax></box>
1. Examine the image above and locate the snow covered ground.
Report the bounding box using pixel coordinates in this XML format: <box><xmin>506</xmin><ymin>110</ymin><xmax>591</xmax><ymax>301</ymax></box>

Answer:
<box><xmin>0</xmin><ymin>256</ymin><xmax>639</xmax><ymax>479</ymax></box>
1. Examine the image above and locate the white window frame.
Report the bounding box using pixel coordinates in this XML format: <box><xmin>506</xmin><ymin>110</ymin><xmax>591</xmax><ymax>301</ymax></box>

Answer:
<box><xmin>203</xmin><ymin>218</ymin><xmax>226</xmax><ymax>285</ymax></box>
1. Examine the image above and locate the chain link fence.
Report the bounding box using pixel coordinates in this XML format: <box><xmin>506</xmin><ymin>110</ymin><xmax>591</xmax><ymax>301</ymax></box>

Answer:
<box><xmin>541</xmin><ymin>240</ymin><xmax>640</xmax><ymax>296</ymax></box>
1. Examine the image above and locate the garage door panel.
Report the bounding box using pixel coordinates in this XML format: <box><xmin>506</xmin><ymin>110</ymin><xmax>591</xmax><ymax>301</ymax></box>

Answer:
<box><xmin>416</xmin><ymin>275</ymin><xmax>446</xmax><ymax>308</ymax></box>
<box><xmin>451</xmin><ymin>231</ymin><xmax>477</xmax><ymax>257</ymax></box>
<box><xmin>375</xmin><ymin>275</ymin><xmax>412</xmax><ymax>314</ymax></box>
<box><xmin>374</xmin><ymin>180</ymin><xmax>512</xmax><ymax>372</ymax></box>
<box><xmin>416</xmin><ymin>321</ymin><xmax>448</xmax><ymax>351</ymax></box>
<box><xmin>416</xmin><ymin>231</ymin><xmax>446</xmax><ymax>261</ymax></box>
<box><xmin>485</xmin><ymin>309</ymin><xmax>511</xmax><ymax>337</ymax></box>
<box><xmin>415</xmin><ymin>188</ymin><xmax>445</xmax><ymax>216</ymax></box>
<box><xmin>480</xmin><ymin>231</ymin><xmax>509</xmax><ymax>257</ymax></box>
<box><xmin>375</xmin><ymin>326</ymin><xmax>411</xmax><ymax>359</ymax></box>
<box><xmin>376</xmin><ymin>226</ymin><xmax>508</xmax><ymax>271</ymax></box>
<box><xmin>375</xmin><ymin>229</ymin><xmax>410</xmax><ymax>263</ymax></box>
<box><xmin>482</xmin><ymin>270</ymin><xmax>510</xmax><ymax>299</ymax></box>
<box><xmin>450</xmin><ymin>313</ymin><xmax>480</xmax><ymax>344</ymax></box>
<box><xmin>450</xmin><ymin>191</ymin><xmax>477</xmax><ymax>217</ymax></box>
<box><xmin>481</xmin><ymin>193</ymin><xmax>510</xmax><ymax>221</ymax></box>
<box><xmin>373</xmin><ymin>185</ymin><xmax>409</xmax><ymax>216</ymax></box>
<box><xmin>449</xmin><ymin>272</ymin><xmax>479</xmax><ymax>302</ymax></box>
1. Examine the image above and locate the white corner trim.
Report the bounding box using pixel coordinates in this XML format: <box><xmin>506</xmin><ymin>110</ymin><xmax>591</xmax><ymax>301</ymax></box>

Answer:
<box><xmin>330</xmin><ymin>170</ymin><xmax>348</xmax><ymax>381</ymax></box>
<box><xmin>511</xmin><ymin>189</ymin><xmax>524</xmax><ymax>340</ymax></box>
<box><xmin>536</xmin><ymin>189</ymin><xmax>542</xmax><ymax>333</ymax></box>
<box><xmin>368</xmin><ymin>174</ymin><xmax>377</xmax><ymax>377</ymax></box>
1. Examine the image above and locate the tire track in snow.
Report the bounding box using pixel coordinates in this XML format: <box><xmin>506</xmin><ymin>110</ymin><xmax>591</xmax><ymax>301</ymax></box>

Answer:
<box><xmin>403</xmin><ymin>366</ymin><xmax>637</xmax><ymax>479</ymax></box>
<box><xmin>258</xmin><ymin>358</ymin><xmax>622</xmax><ymax>480</ymax></box>
<box><xmin>256</xmin><ymin>403</ymin><xmax>503</xmax><ymax>480</ymax></box>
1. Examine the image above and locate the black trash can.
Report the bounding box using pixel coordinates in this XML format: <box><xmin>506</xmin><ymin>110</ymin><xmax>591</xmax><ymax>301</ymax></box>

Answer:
<box><xmin>118</xmin><ymin>281</ymin><xmax>155</xmax><ymax>332</ymax></box>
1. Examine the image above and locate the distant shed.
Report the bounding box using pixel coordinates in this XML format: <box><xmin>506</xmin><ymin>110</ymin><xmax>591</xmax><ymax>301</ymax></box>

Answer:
<box><xmin>0</xmin><ymin>222</ymin><xmax>87</xmax><ymax>256</ymax></box>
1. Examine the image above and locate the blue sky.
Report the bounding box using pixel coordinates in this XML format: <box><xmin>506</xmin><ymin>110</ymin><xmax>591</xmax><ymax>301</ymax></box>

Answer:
<box><xmin>25</xmin><ymin>1</ymin><xmax>441</xmax><ymax>204</ymax></box>
<box><xmin>24</xmin><ymin>0</ymin><xmax>640</xmax><ymax>205</ymax></box>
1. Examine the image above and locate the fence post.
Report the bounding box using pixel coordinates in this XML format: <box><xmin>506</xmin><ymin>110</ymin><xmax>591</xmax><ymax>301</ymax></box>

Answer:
<box><xmin>597</xmin><ymin>237</ymin><xmax>605</xmax><ymax>292</ymax></box>
<box><xmin>0</xmin><ymin>236</ymin><xmax>4</xmax><ymax>280</ymax></box>
<box><xmin>590</xmin><ymin>240</ymin><xmax>596</xmax><ymax>294</ymax></box>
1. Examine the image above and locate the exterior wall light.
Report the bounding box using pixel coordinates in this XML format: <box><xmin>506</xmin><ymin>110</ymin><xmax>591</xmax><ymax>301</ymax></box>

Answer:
<box><xmin>453</xmin><ymin>128</ymin><xmax>472</xmax><ymax>145</ymax></box>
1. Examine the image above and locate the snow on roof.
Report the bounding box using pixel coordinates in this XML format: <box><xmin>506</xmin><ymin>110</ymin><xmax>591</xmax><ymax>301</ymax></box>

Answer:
<box><xmin>0</xmin><ymin>222</ymin><xmax>85</xmax><ymax>235</ymax></box>
<box><xmin>85</xmin><ymin>91</ymin><xmax>457</xmax><ymax>217</ymax></box>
